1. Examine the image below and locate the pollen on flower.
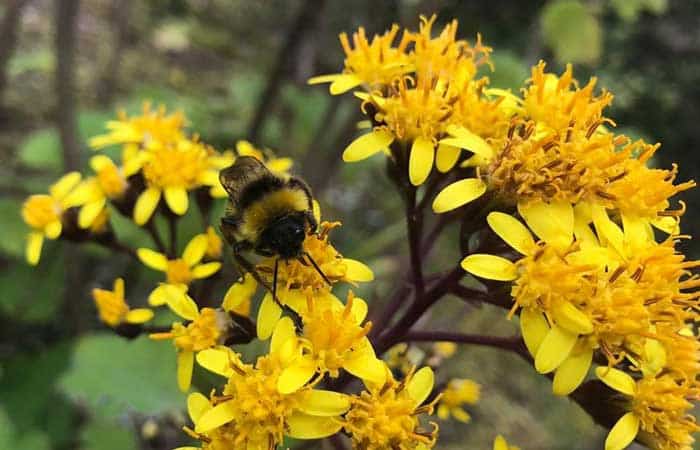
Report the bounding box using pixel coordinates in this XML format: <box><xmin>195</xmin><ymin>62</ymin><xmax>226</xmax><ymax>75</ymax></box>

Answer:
<box><xmin>166</xmin><ymin>259</ymin><xmax>194</xmax><ymax>285</ymax></box>
<box><xmin>96</xmin><ymin>162</ymin><xmax>127</xmax><ymax>199</ymax></box>
<box><xmin>162</xmin><ymin>308</ymin><xmax>223</xmax><ymax>352</ymax></box>
<box><xmin>93</xmin><ymin>287</ymin><xmax>129</xmax><ymax>327</ymax></box>
<box><xmin>141</xmin><ymin>140</ymin><xmax>210</xmax><ymax>190</ymax></box>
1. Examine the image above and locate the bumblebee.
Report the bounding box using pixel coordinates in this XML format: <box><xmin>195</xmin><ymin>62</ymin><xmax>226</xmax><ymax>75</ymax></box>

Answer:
<box><xmin>219</xmin><ymin>156</ymin><xmax>328</xmax><ymax>300</ymax></box>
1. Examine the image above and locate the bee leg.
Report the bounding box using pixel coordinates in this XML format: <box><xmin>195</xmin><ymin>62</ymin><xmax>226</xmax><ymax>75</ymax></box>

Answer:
<box><xmin>302</xmin><ymin>251</ymin><xmax>332</xmax><ymax>286</ymax></box>
<box><xmin>272</xmin><ymin>258</ymin><xmax>279</xmax><ymax>301</ymax></box>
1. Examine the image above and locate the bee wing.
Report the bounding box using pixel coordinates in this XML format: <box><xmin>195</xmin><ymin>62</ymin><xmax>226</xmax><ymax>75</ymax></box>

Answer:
<box><xmin>218</xmin><ymin>156</ymin><xmax>271</xmax><ymax>202</ymax></box>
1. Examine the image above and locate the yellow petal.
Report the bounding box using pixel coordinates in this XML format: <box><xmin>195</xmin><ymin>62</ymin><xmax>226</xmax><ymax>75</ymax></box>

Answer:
<box><xmin>520</xmin><ymin>308</ymin><xmax>549</xmax><ymax>356</ymax></box>
<box><xmin>26</xmin><ymin>232</ymin><xmax>44</xmax><ymax>266</ymax></box>
<box><xmin>167</xmin><ymin>293</ymin><xmax>200</xmax><ymax>321</ymax></box>
<box><xmin>493</xmin><ymin>435</ymin><xmax>509</xmax><ymax>450</ymax></box>
<box><xmin>50</xmin><ymin>171</ymin><xmax>81</xmax><ymax>199</ymax></box>
<box><xmin>343</xmin><ymin>258</ymin><xmax>374</xmax><ymax>282</ymax></box>
<box><xmin>518</xmin><ymin>200</ymin><xmax>573</xmax><ymax>249</ymax></box>
<box><xmin>196</xmin><ymin>346</ymin><xmax>238</xmax><ymax>377</ymax></box>
<box><xmin>191</xmin><ymin>262</ymin><xmax>221</xmax><ymax>279</ymax></box>
<box><xmin>45</xmin><ymin>220</ymin><xmax>62</xmax><ymax>239</ymax></box>
<box><xmin>534</xmin><ymin>325</ymin><xmax>578</xmax><ymax>374</ymax></box>
<box><xmin>183</xmin><ymin>234</ymin><xmax>208</xmax><ymax>266</ymax></box>
<box><xmin>89</xmin><ymin>154</ymin><xmax>115</xmax><ymax>172</ymax></box>
<box><xmin>164</xmin><ymin>186</ymin><xmax>189</xmax><ymax>216</ymax></box>
<box><xmin>63</xmin><ymin>180</ymin><xmax>99</xmax><ymax>207</ymax></box>
<box><xmin>435</xmin><ymin>143</ymin><xmax>461</xmax><ymax>173</ymax></box>
<box><xmin>195</xmin><ymin>400</ymin><xmax>236</xmax><ymax>433</ymax></box>
<box><xmin>298</xmin><ymin>390</ymin><xmax>350</xmax><ymax>416</ymax></box>
<box><xmin>605</xmin><ymin>413</ymin><xmax>640</xmax><ymax>450</ymax></box>
<box><xmin>222</xmin><ymin>274</ymin><xmax>257</xmax><ymax>315</ymax></box>
<box><xmin>407</xmin><ymin>366</ymin><xmax>434</xmax><ymax>407</ymax></box>
<box><xmin>342</xmin><ymin>130</ymin><xmax>394</xmax><ymax>162</ymax></box>
<box><xmin>133</xmin><ymin>187</ymin><xmax>161</xmax><ymax>225</ymax></box>
<box><xmin>148</xmin><ymin>283</ymin><xmax>186</xmax><ymax>306</ymax></box>
<box><xmin>286</xmin><ymin>412</ymin><xmax>343</xmax><ymax>439</ymax></box>
<box><xmin>271</xmin><ymin>316</ymin><xmax>297</xmax><ymax>356</ymax></box>
<box><xmin>595</xmin><ymin>367</ymin><xmax>636</xmax><ymax>396</ymax></box>
<box><xmin>621</xmin><ymin>212</ymin><xmax>650</xmax><ymax>251</ymax></box>
<box><xmin>451</xmin><ymin>407</ymin><xmax>471</xmax><ymax>423</ymax></box>
<box><xmin>552</xmin><ymin>301</ymin><xmax>594</xmax><ymax>335</ymax></box>
<box><xmin>409</xmin><ymin>137</ymin><xmax>435</xmax><ymax>186</ymax></box>
<box><xmin>125</xmin><ymin>308</ymin><xmax>154</xmax><ymax>324</ymax></box>
<box><xmin>552</xmin><ymin>348</ymin><xmax>593</xmax><ymax>395</ymax></box>
<box><xmin>432</xmin><ymin>178</ymin><xmax>486</xmax><ymax>213</ymax></box>
<box><xmin>257</xmin><ymin>293</ymin><xmax>282</xmax><ymax>340</ymax></box>
<box><xmin>307</xmin><ymin>73</ymin><xmax>343</xmax><ymax>85</ymax></box>
<box><xmin>650</xmin><ymin>215</ymin><xmax>679</xmax><ymax>234</ymax></box>
<box><xmin>137</xmin><ymin>248</ymin><xmax>169</xmax><ymax>271</ymax></box>
<box><xmin>277</xmin><ymin>363</ymin><xmax>316</xmax><ymax>394</ymax></box>
<box><xmin>78</xmin><ymin>198</ymin><xmax>107</xmax><ymax>229</ymax></box>
<box><xmin>349</xmin><ymin>297</ymin><xmax>369</xmax><ymax>323</ymax></box>
<box><xmin>187</xmin><ymin>392</ymin><xmax>211</xmax><ymax>423</ymax></box>
<box><xmin>441</xmin><ymin>126</ymin><xmax>493</xmax><ymax>158</ymax></box>
<box><xmin>312</xmin><ymin>199</ymin><xmax>321</xmax><ymax>225</ymax></box>
<box><xmin>487</xmin><ymin>212</ymin><xmax>536</xmax><ymax>255</ymax></box>
<box><xmin>343</xmin><ymin>342</ymin><xmax>386</xmax><ymax>386</ymax></box>
<box><xmin>177</xmin><ymin>350</ymin><xmax>195</xmax><ymax>392</ymax></box>
<box><xmin>330</xmin><ymin>73</ymin><xmax>363</xmax><ymax>95</ymax></box>
<box><xmin>591</xmin><ymin>204</ymin><xmax>625</xmax><ymax>257</ymax></box>
<box><xmin>461</xmin><ymin>254</ymin><xmax>517</xmax><ymax>281</ymax></box>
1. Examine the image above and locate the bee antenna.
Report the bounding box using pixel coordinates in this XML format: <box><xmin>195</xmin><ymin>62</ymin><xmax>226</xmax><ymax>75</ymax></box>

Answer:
<box><xmin>272</xmin><ymin>258</ymin><xmax>279</xmax><ymax>300</ymax></box>
<box><xmin>302</xmin><ymin>251</ymin><xmax>332</xmax><ymax>286</ymax></box>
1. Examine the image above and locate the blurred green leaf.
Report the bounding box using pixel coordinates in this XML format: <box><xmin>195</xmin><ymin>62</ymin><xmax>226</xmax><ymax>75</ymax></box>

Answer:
<box><xmin>488</xmin><ymin>51</ymin><xmax>529</xmax><ymax>92</ymax></box>
<box><xmin>9</xmin><ymin>50</ymin><xmax>55</xmax><ymax>76</ymax></box>
<box><xmin>0</xmin><ymin>198</ymin><xmax>28</xmax><ymax>258</ymax></box>
<box><xmin>541</xmin><ymin>0</ymin><xmax>601</xmax><ymax>65</ymax></box>
<box><xmin>80</xmin><ymin>416</ymin><xmax>138</xmax><ymax>450</ymax></box>
<box><xmin>610</xmin><ymin>0</ymin><xmax>667</xmax><ymax>22</ymax></box>
<box><xmin>58</xmin><ymin>333</ymin><xmax>185</xmax><ymax>418</ymax></box>
<box><xmin>17</xmin><ymin>128</ymin><xmax>62</xmax><ymax>172</ymax></box>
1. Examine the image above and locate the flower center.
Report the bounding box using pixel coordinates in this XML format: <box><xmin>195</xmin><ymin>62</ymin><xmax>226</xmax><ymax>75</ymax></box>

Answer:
<box><xmin>93</xmin><ymin>291</ymin><xmax>128</xmax><ymax>327</ymax></box>
<box><xmin>166</xmin><ymin>259</ymin><xmax>193</xmax><ymax>285</ymax></box>
<box><xmin>97</xmin><ymin>165</ymin><xmax>127</xmax><ymax>199</ymax></box>
<box><xmin>142</xmin><ymin>141</ymin><xmax>208</xmax><ymax>189</ymax></box>
<box><xmin>21</xmin><ymin>195</ymin><xmax>61</xmax><ymax>229</ymax></box>
<box><xmin>173</xmin><ymin>308</ymin><xmax>222</xmax><ymax>352</ymax></box>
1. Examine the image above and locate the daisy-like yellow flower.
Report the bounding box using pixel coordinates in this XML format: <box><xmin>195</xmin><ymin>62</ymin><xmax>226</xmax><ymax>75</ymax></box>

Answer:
<box><xmin>150</xmin><ymin>292</ymin><xmax>233</xmax><ymax>391</ymax></box>
<box><xmin>308</xmin><ymin>23</ymin><xmax>413</xmax><ymax>94</ymax></box>
<box><xmin>92</xmin><ymin>278</ymin><xmax>153</xmax><ymax>328</ymax></box>
<box><xmin>138</xmin><ymin>233</ymin><xmax>221</xmax><ymax>306</ymax></box>
<box><xmin>493</xmin><ymin>435</ymin><xmax>521</xmax><ymax>450</ymax></box>
<box><xmin>596</xmin><ymin>367</ymin><xmax>699</xmax><ymax>450</ymax></box>
<box><xmin>343</xmin><ymin>366</ymin><xmax>440</xmax><ymax>450</ymax></box>
<box><xmin>266</xmin><ymin>291</ymin><xmax>386</xmax><ymax>394</ymax></box>
<box><xmin>437</xmin><ymin>378</ymin><xmax>481</xmax><ymax>423</ymax></box>
<box><xmin>185</xmin><ymin>320</ymin><xmax>350</xmax><ymax>449</ymax></box>
<box><xmin>21</xmin><ymin>172</ymin><xmax>82</xmax><ymax>265</ymax></box>
<box><xmin>64</xmin><ymin>155</ymin><xmax>129</xmax><ymax>229</ymax></box>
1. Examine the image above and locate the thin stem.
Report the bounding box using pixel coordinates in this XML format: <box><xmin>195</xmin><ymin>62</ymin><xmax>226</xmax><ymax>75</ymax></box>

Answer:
<box><xmin>97</xmin><ymin>238</ymin><xmax>138</xmax><ymax>260</ymax></box>
<box><xmin>402</xmin><ymin>330</ymin><xmax>526</xmax><ymax>355</ymax></box>
<box><xmin>405</xmin><ymin>185</ymin><xmax>425</xmax><ymax>297</ymax></box>
<box><xmin>367</xmin><ymin>283</ymin><xmax>412</xmax><ymax>340</ymax></box>
<box><xmin>145</xmin><ymin>221</ymin><xmax>167</xmax><ymax>254</ymax></box>
<box><xmin>167</xmin><ymin>214</ymin><xmax>178</xmax><ymax>258</ymax></box>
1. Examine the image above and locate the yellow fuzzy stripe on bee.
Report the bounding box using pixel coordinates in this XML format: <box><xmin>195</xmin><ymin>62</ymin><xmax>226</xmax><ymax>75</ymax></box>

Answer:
<box><xmin>239</xmin><ymin>188</ymin><xmax>309</xmax><ymax>241</ymax></box>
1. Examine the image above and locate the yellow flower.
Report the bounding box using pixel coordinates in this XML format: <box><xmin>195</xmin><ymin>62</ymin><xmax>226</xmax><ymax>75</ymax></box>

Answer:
<box><xmin>92</xmin><ymin>278</ymin><xmax>153</xmax><ymax>328</ymax></box>
<box><xmin>133</xmin><ymin>139</ymin><xmax>221</xmax><ymax>225</ymax></box>
<box><xmin>21</xmin><ymin>172</ymin><xmax>82</xmax><ymax>265</ymax></box>
<box><xmin>308</xmin><ymin>23</ymin><xmax>413</xmax><ymax>94</ymax></box>
<box><xmin>150</xmin><ymin>293</ymin><xmax>231</xmax><ymax>391</ymax></box>
<box><xmin>138</xmin><ymin>233</ymin><xmax>221</xmax><ymax>305</ymax></box>
<box><xmin>437</xmin><ymin>378</ymin><xmax>480</xmax><ymax>423</ymax></box>
<box><xmin>221</xmin><ymin>273</ymin><xmax>257</xmax><ymax>317</ymax></box>
<box><xmin>271</xmin><ymin>291</ymin><xmax>387</xmax><ymax>394</ymax></box>
<box><xmin>204</xmin><ymin>226</ymin><xmax>223</xmax><ymax>260</ymax></box>
<box><xmin>185</xmin><ymin>320</ymin><xmax>350</xmax><ymax>449</ymax></box>
<box><xmin>493</xmin><ymin>435</ymin><xmax>520</xmax><ymax>450</ymax></box>
<box><xmin>64</xmin><ymin>155</ymin><xmax>128</xmax><ymax>229</ymax></box>
<box><xmin>596</xmin><ymin>367</ymin><xmax>699</xmax><ymax>450</ymax></box>
<box><xmin>343</xmin><ymin>366</ymin><xmax>439</xmax><ymax>450</ymax></box>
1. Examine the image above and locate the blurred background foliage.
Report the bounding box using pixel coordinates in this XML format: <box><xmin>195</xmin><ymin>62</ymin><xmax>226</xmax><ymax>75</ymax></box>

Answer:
<box><xmin>1</xmin><ymin>1</ymin><xmax>698</xmax><ymax>449</ymax></box>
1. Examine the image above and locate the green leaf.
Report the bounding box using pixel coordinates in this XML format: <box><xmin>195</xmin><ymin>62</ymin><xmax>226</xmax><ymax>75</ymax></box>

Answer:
<box><xmin>541</xmin><ymin>0</ymin><xmax>602</xmax><ymax>65</ymax></box>
<box><xmin>610</xmin><ymin>0</ymin><xmax>668</xmax><ymax>22</ymax></box>
<box><xmin>80</xmin><ymin>416</ymin><xmax>138</xmax><ymax>450</ymax></box>
<box><xmin>17</xmin><ymin>128</ymin><xmax>62</xmax><ymax>172</ymax></box>
<box><xmin>58</xmin><ymin>333</ymin><xmax>186</xmax><ymax>418</ymax></box>
<box><xmin>0</xmin><ymin>198</ymin><xmax>28</xmax><ymax>258</ymax></box>
<box><xmin>487</xmin><ymin>51</ymin><xmax>529</xmax><ymax>92</ymax></box>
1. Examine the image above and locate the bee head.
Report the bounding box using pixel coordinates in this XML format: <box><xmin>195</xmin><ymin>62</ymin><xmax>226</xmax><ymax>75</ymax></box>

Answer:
<box><xmin>259</xmin><ymin>213</ymin><xmax>307</xmax><ymax>259</ymax></box>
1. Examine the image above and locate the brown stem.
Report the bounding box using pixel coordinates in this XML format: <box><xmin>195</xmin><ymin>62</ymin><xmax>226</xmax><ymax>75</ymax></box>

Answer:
<box><xmin>405</xmin><ymin>184</ymin><xmax>425</xmax><ymax>297</ymax></box>
<box><xmin>402</xmin><ymin>330</ymin><xmax>527</xmax><ymax>356</ymax></box>
<box><xmin>167</xmin><ymin>214</ymin><xmax>178</xmax><ymax>258</ymax></box>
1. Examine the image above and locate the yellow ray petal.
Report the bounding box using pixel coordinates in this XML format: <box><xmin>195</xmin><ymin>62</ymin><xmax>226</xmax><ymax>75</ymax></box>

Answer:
<box><xmin>222</xmin><ymin>274</ymin><xmax>257</xmax><ymax>315</ymax></box>
<box><xmin>343</xmin><ymin>258</ymin><xmax>374</xmax><ymax>282</ymax></box>
<box><xmin>196</xmin><ymin>347</ymin><xmax>238</xmax><ymax>377</ymax></box>
<box><xmin>187</xmin><ymin>392</ymin><xmax>211</xmax><ymax>423</ymax></box>
<box><xmin>461</xmin><ymin>254</ymin><xmax>517</xmax><ymax>281</ymax></box>
<box><xmin>409</xmin><ymin>137</ymin><xmax>435</xmax><ymax>186</ymax></box>
<box><xmin>191</xmin><ymin>262</ymin><xmax>221</xmax><ymax>279</ymax></box>
<box><xmin>342</xmin><ymin>130</ymin><xmax>394</xmax><ymax>162</ymax></box>
<box><xmin>164</xmin><ymin>186</ymin><xmax>189</xmax><ymax>216</ymax></box>
<box><xmin>89</xmin><ymin>154</ymin><xmax>115</xmax><ymax>172</ymax></box>
<box><xmin>520</xmin><ymin>308</ymin><xmax>549</xmax><ymax>356</ymax></box>
<box><xmin>286</xmin><ymin>412</ymin><xmax>343</xmax><ymax>439</ymax></box>
<box><xmin>407</xmin><ymin>366</ymin><xmax>434</xmax><ymax>407</ymax></box>
<box><xmin>442</xmin><ymin>126</ymin><xmax>493</xmax><ymax>158</ymax></box>
<box><xmin>133</xmin><ymin>187</ymin><xmax>161</xmax><ymax>225</ymax></box>
<box><xmin>45</xmin><ymin>220</ymin><xmax>62</xmax><ymax>239</ymax></box>
<box><xmin>148</xmin><ymin>283</ymin><xmax>186</xmax><ymax>306</ymax></box>
<box><xmin>277</xmin><ymin>363</ymin><xmax>316</xmax><ymax>394</ymax></box>
<box><xmin>26</xmin><ymin>232</ymin><xmax>44</xmax><ymax>266</ymax></box>
<box><xmin>183</xmin><ymin>234</ymin><xmax>208</xmax><ymax>266</ymax></box>
<box><xmin>257</xmin><ymin>293</ymin><xmax>282</xmax><ymax>340</ymax></box>
<box><xmin>591</xmin><ymin>204</ymin><xmax>625</xmax><ymax>257</ymax></box>
<box><xmin>125</xmin><ymin>308</ymin><xmax>154</xmax><ymax>324</ymax></box>
<box><xmin>177</xmin><ymin>350</ymin><xmax>195</xmax><ymax>392</ymax></box>
<box><xmin>343</xmin><ymin>346</ymin><xmax>386</xmax><ymax>386</ymax></box>
<box><xmin>195</xmin><ymin>400</ymin><xmax>236</xmax><ymax>433</ymax></box>
<box><xmin>435</xmin><ymin>143</ymin><xmax>461</xmax><ymax>173</ymax></box>
<box><xmin>534</xmin><ymin>325</ymin><xmax>577</xmax><ymax>374</ymax></box>
<box><xmin>271</xmin><ymin>317</ymin><xmax>297</xmax><ymax>356</ymax></box>
<box><xmin>595</xmin><ymin>367</ymin><xmax>636</xmax><ymax>396</ymax></box>
<box><xmin>349</xmin><ymin>297</ymin><xmax>368</xmax><ymax>323</ymax></box>
<box><xmin>137</xmin><ymin>248</ymin><xmax>169</xmax><ymax>271</ymax></box>
<box><xmin>487</xmin><ymin>212</ymin><xmax>536</xmax><ymax>255</ymax></box>
<box><xmin>605</xmin><ymin>413</ymin><xmax>640</xmax><ymax>450</ymax></box>
<box><xmin>551</xmin><ymin>301</ymin><xmax>594</xmax><ymax>335</ymax></box>
<box><xmin>78</xmin><ymin>198</ymin><xmax>107</xmax><ymax>229</ymax></box>
<box><xmin>50</xmin><ymin>171</ymin><xmax>81</xmax><ymax>199</ymax></box>
<box><xmin>330</xmin><ymin>74</ymin><xmax>363</xmax><ymax>95</ymax></box>
<box><xmin>298</xmin><ymin>390</ymin><xmax>350</xmax><ymax>416</ymax></box>
<box><xmin>552</xmin><ymin>348</ymin><xmax>593</xmax><ymax>395</ymax></box>
<box><xmin>518</xmin><ymin>200</ymin><xmax>574</xmax><ymax>249</ymax></box>
<box><xmin>493</xmin><ymin>435</ymin><xmax>509</xmax><ymax>450</ymax></box>
<box><xmin>167</xmin><ymin>293</ymin><xmax>199</xmax><ymax>321</ymax></box>
<box><xmin>307</xmin><ymin>73</ymin><xmax>342</xmax><ymax>85</ymax></box>
<box><xmin>432</xmin><ymin>178</ymin><xmax>487</xmax><ymax>213</ymax></box>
